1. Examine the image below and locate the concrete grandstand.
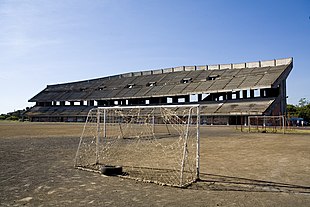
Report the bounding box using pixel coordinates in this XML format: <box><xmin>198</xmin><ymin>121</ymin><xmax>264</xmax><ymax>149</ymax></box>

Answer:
<box><xmin>25</xmin><ymin>57</ymin><xmax>293</xmax><ymax>125</ymax></box>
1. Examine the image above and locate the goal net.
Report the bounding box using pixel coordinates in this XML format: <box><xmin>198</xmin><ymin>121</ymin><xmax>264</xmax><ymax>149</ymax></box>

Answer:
<box><xmin>74</xmin><ymin>105</ymin><xmax>200</xmax><ymax>187</ymax></box>
<box><xmin>248</xmin><ymin>115</ymin><xmax>285</xmax><ymax>134</ymax></box>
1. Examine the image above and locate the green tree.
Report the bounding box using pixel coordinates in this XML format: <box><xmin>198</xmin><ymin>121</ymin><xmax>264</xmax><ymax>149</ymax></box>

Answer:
<box><xmin>287</xmin><ymin>104</ymin><xmax>297</xmax><ymax>117</ymax></box>
<box><xmin>288</xmin><ymin>98</ymin><xmax>310</xmax><ymax>122</ymax></box>
<box><xmin>298</xmin><ymin>98</ymin><xmax>309</xmax><ymax>107</ymax></box>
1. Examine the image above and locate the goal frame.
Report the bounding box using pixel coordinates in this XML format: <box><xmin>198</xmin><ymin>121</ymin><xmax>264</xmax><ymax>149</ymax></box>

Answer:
<box><xmin>248</xmin><ymin>115</ymin><xmax>286</xmax><ymax>134</ymax></box>
<box><xmin>74</xmin><ymin>104</ymin><xmax>200</xmax><ymax>187</ymax></box>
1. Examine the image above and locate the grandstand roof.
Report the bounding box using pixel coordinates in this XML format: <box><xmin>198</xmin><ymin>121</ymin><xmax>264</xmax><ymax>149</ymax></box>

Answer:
<box><xmin>29</xmin><ymin>58</ymin><xmax>293</xmax><ymax>102</ymax></box>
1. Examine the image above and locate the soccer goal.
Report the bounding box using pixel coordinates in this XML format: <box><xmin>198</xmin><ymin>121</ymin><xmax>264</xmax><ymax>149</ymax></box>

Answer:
<box><xmin>74</xmin><ymin>104</ymin><xmax>200</xmax><ymax>187</ymax></box>
<box><xmin>248</xmin><ymin>115</ymin><xmax>286</xmax><ymax>134</ymax></box>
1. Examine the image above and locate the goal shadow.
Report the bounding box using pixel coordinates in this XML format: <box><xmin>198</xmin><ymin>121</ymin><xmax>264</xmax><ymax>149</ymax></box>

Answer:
<box><xmin>189</xmin><ymin>173</ymin><xmax>310</xmax><ymax>194</ymax></box>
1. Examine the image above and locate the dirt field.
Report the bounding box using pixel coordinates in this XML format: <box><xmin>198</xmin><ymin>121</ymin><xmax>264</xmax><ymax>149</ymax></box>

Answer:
<box><xmin>0</xmin><ymin>121</ymin><xmax>309</xmax><ymax>206</ymax></box>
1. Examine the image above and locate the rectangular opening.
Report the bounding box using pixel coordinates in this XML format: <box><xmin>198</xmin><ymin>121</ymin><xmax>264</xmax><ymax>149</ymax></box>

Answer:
<box><xmin>190</xmin><ymin>94</ymin><xmax>198</xmax><ymax>102</ymax></box>
<box><xmin>167</xmin><ymin>97</ymin><xmax>173</xmax><ymax>103</ymax></box>
<box><xmin>181</xmin><ymin>78</ymin><xmax>192</xmax><ymax>84</ymax></box>
<box><xmin>147</xmin><ymin>82</ymin><xmax>156</xmax><ymax>87</ymax></box>
<box><xmin>207</xmin><ymin>75</ymin><xmax>220</xmax><ymax>81</ymax></box>
<box><xmin>126</xmin><ymin>84</ymin><xmax>135</xmax><ymax>89</ymax></box>
<box><xmin>254</xmin><ymin>89</ymin><xmax>260</xmax><ymax>97</ymax></box>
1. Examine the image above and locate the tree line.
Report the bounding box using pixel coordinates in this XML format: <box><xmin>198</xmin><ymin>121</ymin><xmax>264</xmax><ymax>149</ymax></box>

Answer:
<box><xmin>287</xmin><ymin>98</ymin><xmax>310</xmax><ymax>122</ymax></box>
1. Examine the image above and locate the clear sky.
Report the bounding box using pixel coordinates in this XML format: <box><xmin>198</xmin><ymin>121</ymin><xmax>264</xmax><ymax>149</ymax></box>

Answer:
<box><xmin>0</xmin><ymin>0</ymin><xmax>309</xmax><ymax>114</ymax></box>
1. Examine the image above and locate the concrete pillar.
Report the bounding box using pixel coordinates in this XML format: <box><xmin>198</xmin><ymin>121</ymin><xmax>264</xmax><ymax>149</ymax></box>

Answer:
<box><xmin>280</xmin><ymin>80</ymin><xmax>287</xmax><ymax>115</ymax></box>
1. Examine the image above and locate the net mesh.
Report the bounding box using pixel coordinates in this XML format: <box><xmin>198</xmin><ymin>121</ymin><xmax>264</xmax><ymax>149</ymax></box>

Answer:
<box><xmin>248</xmin><ymin>116</ymin><xmax>285</xmax><ymax>133</ymax></box>
<box><xmin>75</xmin><ymin>105</ymin><xmax>200</xmax><ymax>187</ymax></box>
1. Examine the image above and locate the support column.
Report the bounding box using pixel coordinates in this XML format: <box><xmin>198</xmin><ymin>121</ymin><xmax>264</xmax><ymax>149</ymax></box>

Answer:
<box><xmin>280</xmin><ymin>80</ymin><xmax>287</xmax><ymax>115</ymax></box>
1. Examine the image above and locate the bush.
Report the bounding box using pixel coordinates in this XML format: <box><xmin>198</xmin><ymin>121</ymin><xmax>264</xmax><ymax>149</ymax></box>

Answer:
<box><xmin>5</xmin><ymin>116</ymin><xmax>19</xmax><ymax>121</ymax></box>
<box><xmin>0</xmin><ymin>115</ymin><xmax>7</xmax><ymax>120</ymax></box>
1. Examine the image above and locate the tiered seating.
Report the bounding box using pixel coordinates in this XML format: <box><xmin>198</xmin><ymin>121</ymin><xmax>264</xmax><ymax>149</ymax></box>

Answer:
<box><xmin>207</xmin><ymin>98</ymin><xmax>275</xmax><ymax>115</ymax></box>
<box><xmin>27</xmin><ymin>106</ymin><xmax>93</xmax><ymax>117</ymax></box>
<box><xmin>29</xmin><ymin>61</ymin><xmax>291</xmax><ymax>104</ymax></box>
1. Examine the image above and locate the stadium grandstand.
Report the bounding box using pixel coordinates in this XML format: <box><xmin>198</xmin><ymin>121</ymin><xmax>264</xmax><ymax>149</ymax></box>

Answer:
<box><xmin>25</xmin><ymin>57</ymin><xmax>293</xmax><ymax>125</ymax></box>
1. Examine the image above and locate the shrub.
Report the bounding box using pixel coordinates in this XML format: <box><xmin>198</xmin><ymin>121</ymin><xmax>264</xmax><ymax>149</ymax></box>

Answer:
<box><xmin>5</xmin><ymin>116</ymin><xmax>19</xmax><ymax>121</ymax></box>
<box><xmin>0</xmin><ymin>115</ymin><xmax>6</xmax><ymax>120</ymax></box>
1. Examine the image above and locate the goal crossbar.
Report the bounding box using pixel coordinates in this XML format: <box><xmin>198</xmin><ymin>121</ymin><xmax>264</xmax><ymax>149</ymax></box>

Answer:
<box><xmin>75</xmin><ymin>105</ymin><xmax>200</xmax><ymax>187</ymax></box>
<box><xmin>248</xmin><ymin>115</ymin><xmax>286</xmax><ymax>134</ymax></box>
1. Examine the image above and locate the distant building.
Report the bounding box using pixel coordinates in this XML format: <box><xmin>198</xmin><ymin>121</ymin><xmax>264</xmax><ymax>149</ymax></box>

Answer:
<box><xmin>25</xmin><ymin>57</ymin><xmax>293</xmax><ymax>125</ymax></box>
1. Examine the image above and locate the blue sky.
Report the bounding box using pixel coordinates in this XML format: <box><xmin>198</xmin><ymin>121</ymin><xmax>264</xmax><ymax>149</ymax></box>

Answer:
<box><xmin>0</xmin><ymin>0</ymin><xmax>309</xmax><ymax>114</ymax></box>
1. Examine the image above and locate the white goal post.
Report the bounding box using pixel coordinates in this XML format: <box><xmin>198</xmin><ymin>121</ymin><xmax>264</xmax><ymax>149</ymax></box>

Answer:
<box><xmin>248</xmin><ymin>115</ymin><xmax>286</xmax><ymax>134</ymax></box>
<box><xmin>74</xmin><ymin>104</ymin><xmax>200</xmax><ymax>187</ymax></box>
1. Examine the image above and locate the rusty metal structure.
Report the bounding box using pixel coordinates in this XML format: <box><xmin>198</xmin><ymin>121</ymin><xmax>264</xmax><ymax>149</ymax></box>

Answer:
<box><xmin>26</xmin><ymin>57</ymin><xmax>293</xmax><ymax>125</ymax></box>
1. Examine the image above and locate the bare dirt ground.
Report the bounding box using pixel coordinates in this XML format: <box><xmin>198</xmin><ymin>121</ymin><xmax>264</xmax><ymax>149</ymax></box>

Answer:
<box><xmin>0</xmin><ymin>121</ymin><xmax>309</xmax><ymax>206</ymax></box>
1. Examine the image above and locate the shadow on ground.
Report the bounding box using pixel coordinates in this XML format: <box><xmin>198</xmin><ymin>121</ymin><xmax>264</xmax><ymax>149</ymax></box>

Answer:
<box><xmin>189</xmin><ymin>173</ymin><xmax>310</xmax><ymax>194</ymax></box>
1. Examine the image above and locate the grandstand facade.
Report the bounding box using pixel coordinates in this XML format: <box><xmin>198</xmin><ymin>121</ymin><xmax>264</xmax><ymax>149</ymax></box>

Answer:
<box><xmin>25</xmin><ymin>57</ymin><xmax>293</xmax><ymax>125</ymax></box>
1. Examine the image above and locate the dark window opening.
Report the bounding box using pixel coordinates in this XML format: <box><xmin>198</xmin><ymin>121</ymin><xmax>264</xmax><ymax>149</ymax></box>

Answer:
<box><xmin>207</xmin><ymin>74</ymin><xmax>220</xmax><ymax>80</ymax></box>
<box><xmin>126</xmin><ymin>84</ymin><xmax>135</xmax><ymax>89</ymax></box>
<box><xmin>146</xmin><ymin>82</ymin><xmax>157</xmax><ymax>87</ymax></box>
<box><xmin>181</xmin><ymin>77</ymin><xmax>192</xmax><ymax>84</ymax></box>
